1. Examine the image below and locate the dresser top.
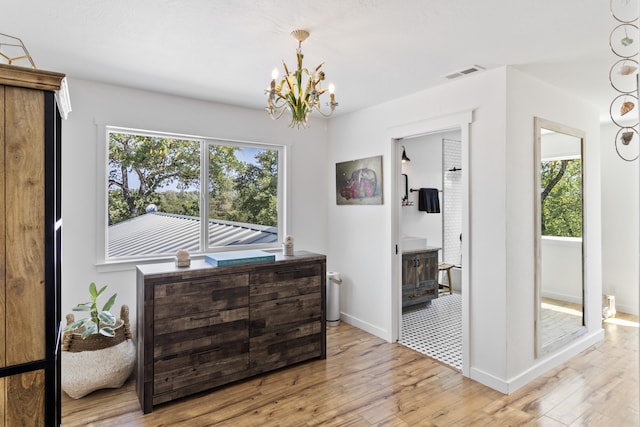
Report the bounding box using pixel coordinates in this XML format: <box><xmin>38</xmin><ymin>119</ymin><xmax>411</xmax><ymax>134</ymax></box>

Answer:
<box><xmin>137</xmin><ymin>250</ymin><xmax>325</xmax><ymax>278</ymax></box>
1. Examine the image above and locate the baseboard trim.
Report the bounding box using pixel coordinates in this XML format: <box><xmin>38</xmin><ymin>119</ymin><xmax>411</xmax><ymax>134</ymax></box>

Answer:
<box><xmin>471</xmin><ymin>329</ymin><xmax>604</xmax><ymax>394</ymax></box>
<box><xmin>469</xmin><ymin>367</ymin><xmax>509</xmax><ymax>394</ymax></box>
<box><xmin>613</xmin><ymin>303</ymin><xmax>638</xmax><ymax>317</ymax></box>
<box><xmin>507</xmin><ymin>329</ymin><xmax>604</xmax><ymax>393</ymax></box>
<box><xmin>339</xmin><ymin>312</ymin><xmax>390</xmax><ymax>342</ymax></box>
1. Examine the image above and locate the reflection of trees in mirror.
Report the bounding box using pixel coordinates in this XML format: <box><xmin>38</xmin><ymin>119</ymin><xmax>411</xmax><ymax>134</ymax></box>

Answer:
<box><xmin>540</xmin><ymin>158</ymin><xmax>582</xmax><ymax>237</ymax></box>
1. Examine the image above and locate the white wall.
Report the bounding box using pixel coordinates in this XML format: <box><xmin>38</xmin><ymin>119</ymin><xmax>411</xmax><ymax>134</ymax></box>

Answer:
<box><xmin>327</xmin><ymin>66</ymin><xmax>603</xmax><ymax>394</ymax></box>
<box><xmin>61</xmin><ymin>78</ymin><xmax>329</xmax><ymax>329</ymax></box>
<box><xmin>327</xmin><ymin>68</ymin><xmax>510</xmax><ymax>385</ymax></box>
<box><xmin>504</xmin><ymin>68</ymin><xmax>603</xmax><ymax>389</ymax></box>
<box><xmin>60</xmin><ymin>67</ymin><xmax>613</xmax><ymax>396</ymax></box>
<box><xmin>400</xmin><ymin>132</ymin><xmax>448</xmax><ymax>250</ymax></box>
<box><xmin>600</xmin><ymin>122</ymin><xmax>639</xmax><ymax>315</ymax></box>
<box><xmin>442</xmin><ymin>137</ymin><xmax>464</xmax><ymax>266</ymax></box>
<box><xmin>399</xmin><ymin>130</ymin><xmax>461</xmax><ymax>259</ymax></box>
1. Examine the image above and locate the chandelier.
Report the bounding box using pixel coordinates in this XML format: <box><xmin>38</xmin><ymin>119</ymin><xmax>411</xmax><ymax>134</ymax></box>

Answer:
<box><xmin>266</xmin><ymin>30</ymin><xmax>338</xmax><ymax>128</ymax></box>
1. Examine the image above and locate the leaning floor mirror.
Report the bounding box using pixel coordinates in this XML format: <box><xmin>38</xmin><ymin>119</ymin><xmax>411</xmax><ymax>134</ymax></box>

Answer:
<box><xmin>534</xmin><ymin>117</ymin><xmax>587</xmax><ymax>357</ymax></box>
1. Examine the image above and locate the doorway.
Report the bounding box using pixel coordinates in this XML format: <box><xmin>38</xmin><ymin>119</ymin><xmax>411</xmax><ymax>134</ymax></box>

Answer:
<box><xmin>396</xmin><ymin>131</ymin><xmax>462</xmax><ymax>370</ymax></box>
<box><xmin>389</xmin><ymin>111</ymin><xmax>471</xmax><ymax>377</ymax></box>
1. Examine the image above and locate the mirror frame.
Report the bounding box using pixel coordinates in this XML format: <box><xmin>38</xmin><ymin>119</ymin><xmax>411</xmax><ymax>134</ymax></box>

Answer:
<box><xmin>534</xmin><ymin>117</ymin><xmax>587</xmax><ymax>358</ymax></box>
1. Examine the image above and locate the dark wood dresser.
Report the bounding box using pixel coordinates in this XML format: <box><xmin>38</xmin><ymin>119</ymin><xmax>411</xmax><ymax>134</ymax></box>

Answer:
<box><xmin>136</xmin><ymin>251</ymin><xmax>326</xmax><ymax>413</ymax></box>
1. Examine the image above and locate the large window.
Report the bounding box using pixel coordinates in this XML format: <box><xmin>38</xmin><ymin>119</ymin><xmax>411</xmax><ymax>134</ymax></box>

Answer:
<box><xmin>106</xmin><ymin>127</ymin><xmax>283</xmax><ymax>260</ymax></box>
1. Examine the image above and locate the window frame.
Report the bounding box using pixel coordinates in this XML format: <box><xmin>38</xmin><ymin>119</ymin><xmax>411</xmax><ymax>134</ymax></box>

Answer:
<box><xmin>97</xmin><ymin>124</ymin><xmax>286</xmax><ymax>268</ymax></box>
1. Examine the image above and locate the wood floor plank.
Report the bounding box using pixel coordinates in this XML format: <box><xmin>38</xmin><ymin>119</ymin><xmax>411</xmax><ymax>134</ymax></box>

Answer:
<box><xmin>62</xmin><ymin>313</ymin><xmax>639</xmax><ymax>426</ymax></box>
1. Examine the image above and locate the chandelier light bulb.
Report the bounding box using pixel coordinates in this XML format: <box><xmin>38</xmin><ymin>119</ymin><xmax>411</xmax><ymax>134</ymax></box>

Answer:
<box><xmin>271</xmin><ymin>68</ymin><xmax>279</xmax><ymax>80</ymax></box>
<box><xmin>329</xmin><ymin>83</ymin><xmax>335</xmax><ymax>94</ymax></box>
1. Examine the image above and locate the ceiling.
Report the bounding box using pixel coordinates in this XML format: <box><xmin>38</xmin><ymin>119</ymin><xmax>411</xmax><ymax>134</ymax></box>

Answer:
<box><xmin>1</xmin><ymin>0</ymin><xmax>622</xmax><ymax>121</ymax></box>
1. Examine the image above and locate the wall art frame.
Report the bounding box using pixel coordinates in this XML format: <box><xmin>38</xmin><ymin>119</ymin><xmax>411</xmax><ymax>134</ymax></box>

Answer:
<box><xmin>335</xmin><ymin>155</ymin><xmax>383</xmax><ymax>205</ymax></box>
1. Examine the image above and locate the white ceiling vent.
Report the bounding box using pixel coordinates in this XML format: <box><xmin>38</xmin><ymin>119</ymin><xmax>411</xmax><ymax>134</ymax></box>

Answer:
<box><xmin>442</xmin><ymin>65</ymin><xmax>486</xmax><ymax>80</ymax></box>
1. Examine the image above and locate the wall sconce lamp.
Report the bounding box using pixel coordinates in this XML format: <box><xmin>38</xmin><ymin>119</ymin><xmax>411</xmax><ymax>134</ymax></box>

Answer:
<box><xmin>401</xmin><ymin>146</ymin><xmax>411</xmax><ymax>162</ymax></box>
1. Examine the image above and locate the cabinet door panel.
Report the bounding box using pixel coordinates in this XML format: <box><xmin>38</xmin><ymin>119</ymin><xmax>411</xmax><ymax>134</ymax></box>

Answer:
<box><xmin>402</xmin><ymin>254</ymin><xmax>419</xmax><ymax>306</ymax></box>
<box><xmin>5</xmin><ymin>370</ymin><xmax>45</xmax><ymax>426</ymax></box>
<box><xmin>4</xmin><ymin>87</ymin><xmax>45</xmax><ymax>365</ymax></box>
<box><xmin>403</xmin><ymin>255</ymin><xmax>416</xmax><ymax>287</ymax></box>
<box><xmin>416</xmin><ymin>252</ymin><xmax>438</xmax><ymax>288</ymax></box>
<box><xmin>152</xmin><ymin>273</ymin><xmax>249</xmax><ymax>400</ymax></box>
<box><xmin>250</xmin><ymin>262</ymin><xmax>323</xmax><ymax>371</ymax></box>
<box><xmin>249</xmin><ymin>321</ymin><xmax>322</xmax><ymax>370</ymax></box>
<box><xmin>402</xmin><ymin>251</ymin><xmax>438</xmax><ymax>307</ymax></box>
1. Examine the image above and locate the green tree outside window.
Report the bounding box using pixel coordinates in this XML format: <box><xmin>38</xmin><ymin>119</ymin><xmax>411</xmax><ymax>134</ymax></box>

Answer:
<box><xmin>107</xmin><ymin>131</ymin><xmax>280</xmax><ymax>258</ymax></box>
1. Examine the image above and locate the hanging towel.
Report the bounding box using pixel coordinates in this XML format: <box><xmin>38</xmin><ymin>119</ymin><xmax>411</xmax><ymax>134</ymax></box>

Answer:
<box><xmin>418</xmin><ymin>188</ymin><xmax>440</xmax><ymax>213</ymax></box>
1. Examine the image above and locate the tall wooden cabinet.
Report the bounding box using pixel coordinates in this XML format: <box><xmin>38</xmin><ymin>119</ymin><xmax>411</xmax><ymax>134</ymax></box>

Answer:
<box><xmin>0</xmin><ymin>64</ymin><xmax>64</xmax><ymax>426</ymax></box>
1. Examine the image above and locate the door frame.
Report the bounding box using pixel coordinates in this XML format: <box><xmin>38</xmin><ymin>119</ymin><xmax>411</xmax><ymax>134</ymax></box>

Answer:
<box><xmin>389</xmin><ymin>111</ymin><xmax>472</xmax><ymax>377</ymax></box>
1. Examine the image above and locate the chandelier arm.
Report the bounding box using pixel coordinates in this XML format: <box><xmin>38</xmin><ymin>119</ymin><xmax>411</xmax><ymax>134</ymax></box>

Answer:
<box><xmin>272</xmin><ymin>108</ymin><xmax>287</xmax><ymax>120</ymax></box>
<box><xmin>266</xmin><ymin>102</ymin><xmax>288</xmax><ymax>120</ymax></box>
<box><xmin>315</xmin><ymin>107</ymin><xmax>335</xmax><ymax>118</ymax></box>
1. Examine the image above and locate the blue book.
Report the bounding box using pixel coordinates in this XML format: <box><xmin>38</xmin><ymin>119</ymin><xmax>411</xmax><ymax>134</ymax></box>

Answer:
<box><xmin>205</xmin><ymin>250</ymin><xmax>275</xmax><ymax>267</ymax></box>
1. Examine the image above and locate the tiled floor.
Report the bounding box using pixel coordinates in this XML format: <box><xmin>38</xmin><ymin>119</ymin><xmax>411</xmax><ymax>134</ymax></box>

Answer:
<box><xmin>399</xmin><ymin>294</ymin><xmax>462</xmax><ymax>370</ymax></box>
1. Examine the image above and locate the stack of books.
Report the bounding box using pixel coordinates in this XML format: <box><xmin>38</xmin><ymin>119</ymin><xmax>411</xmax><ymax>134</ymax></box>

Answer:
<box><xmin>205</xmin><ymin>250</ymin><xmax>276</xmax><ymax>267</ymax></box>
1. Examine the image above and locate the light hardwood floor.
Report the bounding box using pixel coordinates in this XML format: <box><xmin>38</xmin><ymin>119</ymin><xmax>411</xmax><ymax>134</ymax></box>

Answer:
<box><xmin>62</xmin><ymin>313</ymin><xmax>639</xmax><ymax>426</ymax></box>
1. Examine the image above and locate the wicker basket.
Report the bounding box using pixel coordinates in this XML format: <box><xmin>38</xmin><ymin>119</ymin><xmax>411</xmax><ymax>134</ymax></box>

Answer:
<box><xmin>62</xmin><ymin>304</ymin><xmax>132</xmax><ymax>352</ymax></box>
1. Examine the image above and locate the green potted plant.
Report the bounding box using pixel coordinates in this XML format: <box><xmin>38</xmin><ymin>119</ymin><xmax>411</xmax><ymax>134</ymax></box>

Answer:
<box><xmin>64</xmin><ymin>282</ymin><xmax>118</xmax><ymax>339</ymax></box>
<box><xmin>61</xmin><ymin>282</ymin><xmax>135</xmax><ymax>399</ymax></box>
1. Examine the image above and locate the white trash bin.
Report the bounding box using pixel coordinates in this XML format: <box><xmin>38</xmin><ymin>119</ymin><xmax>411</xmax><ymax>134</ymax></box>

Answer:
<box><xmin>326</xmin><ymin>271</ymin><xmax>342</xmax><ymax>326</ymax></box>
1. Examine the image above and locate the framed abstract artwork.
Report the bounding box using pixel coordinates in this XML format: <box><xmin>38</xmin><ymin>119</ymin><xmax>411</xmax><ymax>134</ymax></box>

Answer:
<box><xmin>335</xmin><ymin>155</ymin><xmax>383</xmax><ymax>205</ymax></box>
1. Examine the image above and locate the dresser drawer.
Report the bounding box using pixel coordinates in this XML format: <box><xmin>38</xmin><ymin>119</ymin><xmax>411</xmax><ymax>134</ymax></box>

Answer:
<box><xmin>249</xmin><ymin>263</ymin><xmax>322</xmax><ymax>303</ymax></box>
<box><xmin>153</xmin><ymin>332</ymin><xmax>249</xmax><ymax>399</ymax></box>
<box><xmin>153</xmin><ymin>310</ymin><xmax>249</xmax><ymax>358</ymax></box>
<box><xmin>153</xmin><ymin>273</ymin><xmax>249</xmax><ymax>321</ymax></box>
<box><xmin>250</xmin><ymin>292</ymin><xmax>322</xmax><ymax>331</ymax></box>
<box><xmin>249</xmin><ymin>320</ymin><xmax>323</xmax><ymax>371</ymax></box>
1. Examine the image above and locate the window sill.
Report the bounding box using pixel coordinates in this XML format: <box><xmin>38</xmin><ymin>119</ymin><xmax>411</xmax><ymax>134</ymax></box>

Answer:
<box><xmin>96</xmin><ymin>256</ymin><xmax>180</xmax><ymax>273</ymax></box>
<box><xmin>96</xmin><ymin>246</ymin><xmax>282</xmax><ymax>273</ymax></box>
